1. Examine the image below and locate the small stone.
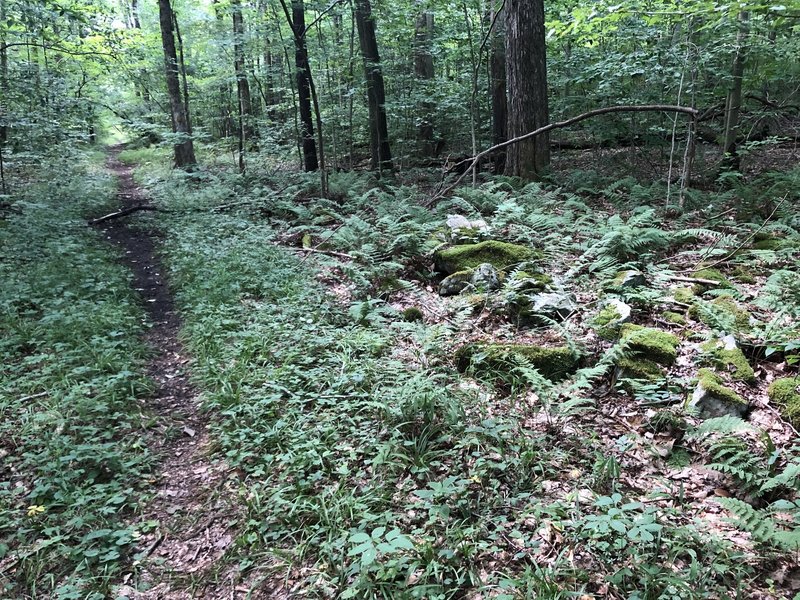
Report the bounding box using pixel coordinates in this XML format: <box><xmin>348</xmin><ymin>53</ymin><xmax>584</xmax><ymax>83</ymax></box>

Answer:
<box><xmin>606</xmin><ymin>270</ymin><xmax>647</xmax><ymax>290</ymax></box>
<box><xmin>470</xmin><ymin>263</ymin><xmax>500</xmax><ymax>292</ymax></box>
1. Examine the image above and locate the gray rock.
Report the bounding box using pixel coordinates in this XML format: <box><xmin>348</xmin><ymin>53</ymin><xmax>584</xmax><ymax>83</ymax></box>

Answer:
<box><xmin>528</xmin><ymin>292</ymin><xmax>577</xmax><ymax>321</ymax></box>
<box><xmin>439</xmin><ymin>270</ymin><xmax>473</xmax><ymax>296</ymax></box>
<box><xmin>470</xmin><ymin>263</ymin><xmax>500</xmax><ymax>291</ymax></box>
<box><xmin>689</xmin><ymin>376</ymin><xmax>748</xmax><ymax>420</ymax></box>
<box><xmin>611</xmin><ymin>270</ymin><xmax>647</xmax><ymax>290</ymax></box>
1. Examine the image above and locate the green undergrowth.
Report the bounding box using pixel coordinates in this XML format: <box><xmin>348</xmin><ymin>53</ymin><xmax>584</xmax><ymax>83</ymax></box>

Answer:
<box><xmin>0</xmin><ymin>148</ymin><xmax>152</xmax><ymax>598</ymax></box>
<box><xmin>143</xmin><ymin>164</ymin><xmax>768</xmax><ymax>598</ymax></box>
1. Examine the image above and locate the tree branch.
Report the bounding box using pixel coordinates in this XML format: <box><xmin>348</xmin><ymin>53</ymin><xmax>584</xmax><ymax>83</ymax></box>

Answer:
<box><xmin>427</xmin><ymin>104</ymin><xmax>699</xmax><ymax>205</ymax></box>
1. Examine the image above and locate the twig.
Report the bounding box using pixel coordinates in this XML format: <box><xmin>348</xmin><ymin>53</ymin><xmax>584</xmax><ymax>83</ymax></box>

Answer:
<box><xmin>298</xmin><ymin>247</ymin><xmax>354</xmax><ymax>260</ymax></box>
<box><xmin>427</xmin><ymin>104</ymin><xmax>699</xmax><ymax>205</ymax></box>
<box><xmin>88</xmin><ymin>205</ymin><xmax>160</xmax><ymax>225</ymax></box>
<box><xmin>667</xmin><ymin>275</ymin><xmax>726</xmax><ymax>285</ymax></box>
<box><xmin>18</xmin><ymin>391</ymin><xmax>48</xmax><ymax>402</ymax></box>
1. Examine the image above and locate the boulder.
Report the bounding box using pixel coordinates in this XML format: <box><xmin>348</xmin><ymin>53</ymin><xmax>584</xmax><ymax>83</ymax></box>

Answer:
<box><xmin>439</xmin><ymin>270</ymin><xmax>473</xmax><ymax>296</ymax></box>
<box><xmin>605</xmin><ymin>270</ymin><xmax>646</xmax><ymax>291</ymax></box>
<box><xmin>700</xmin><ymin>335</ymin><xmax>756</xmax><ymax>384</ymax></box>
<box><xmin>527</xmin><ymin>292</ymin><xmax>577</xmax><ymax>322</ymax></box>
<box><xmin>593</xmin><ymin>299</ymin><xmax>632</xmax><ymax>339</ymax></box>
<box><xmin>434</xmin><ymin>240</ymin><xmax>539</xmax><ymax>274</ymax></box>
<box><xmin>470</xmin><ymin>263</ymin><xmax>500</xmax><ymax>292</ymax></box>
<box><xmin>619</xmin><ymin>324</ymin><xmax>680</xmax><ymax>365</ymax></box>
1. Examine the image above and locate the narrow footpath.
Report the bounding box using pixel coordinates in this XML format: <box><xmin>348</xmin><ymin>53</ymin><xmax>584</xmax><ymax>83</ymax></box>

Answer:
<box><xmin>97</xmin><ymin>148</ymin><xmax>236</xmax><ymax>599</ymax></box>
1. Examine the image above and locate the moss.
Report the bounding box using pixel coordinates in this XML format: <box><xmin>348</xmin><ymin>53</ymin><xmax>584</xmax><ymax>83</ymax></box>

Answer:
<box><xmin>620</xmin><ymin>324</ymin><xmax>680</xmax><ymax>365</ymax></box>
<box><xmin>435</xmin><ymin>241</ymin><xmax>539</xmax><ymax>274</ymax></box>
<box><xmin>301</xmin><ymin>233</ymin><xmax>312</xmax><ymax>248</ymax></box>
<box><xmin>604</xmin><ymin>270</ymin><xmax>646</xmax><ymax>291</ymax></box>
<box><xmin>696</xmin><ymin>368</ymin><xmax>746</xmax><ymax>406</ymax></box>
<box><xmin>673</xmin><ymin>287</ymin><xmax>695</xmax><ymax>304</ymax></box>
<box><xmin>688</xmin><ymin>296</ymin><xmax>751</xmax><ymax>332</ymax></box>
<box><xmin>593</xmin><ymin>304</ymin><xmax>624</xmax><ymax>339</ymax></box>
<box><xmin>401</xmin><ymin>307</ymin><xmax>424</xmax><ymax>322</ymax></box>
<box><xmin>510</xmin><ymin>270</ymin><xmax>552</xmax><ymax>289</ymax></box>
<box><xmin>767</xmin><ymin>378</ymin><xmax>800</xmax><ymax>428</ymax></box>
<box><xmin>699</xmin><ymin>340</ymin><xmax>756</xmax><ymax>384</ymax></box>
<box><xmin>456</xmin><ymin>343</ymin><xmax>580</xmax><ymax>382</ymax></box>
<box><xmin>662</xmin><ymin>311</ymin><xmax>687</xmax><ymax>326</ymax></box>
<box><xmin>751</xmin><ymin>238</ymin><xmax>785</xmax><ymax>251</ymax></box>
<box><xmin>730</xmin><ymin>266</ymin><xmax>756</xmax><ymax>284</ymax></box>
<box><xmin>691</xmin><ymin>268</ymin><xmax>733</xmax><ymax>290</ymax></box>
<box><xmin>439</xmin><ymin>269</ymin><xmax>474</xmax><ymax>296</ymax></box>
<box><xmin>616</xmin><ymin>356</ymin><xmax>665</xmax><ymax>381</ymax></box>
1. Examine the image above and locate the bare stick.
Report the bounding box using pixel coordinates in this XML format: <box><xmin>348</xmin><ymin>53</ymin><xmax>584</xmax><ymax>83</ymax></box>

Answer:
<box><xmin>427</xmin><ymin>104</ymin><xmax>699</xmax><ymax>205</ymax></box>
<box><xmin>88</xmin><ymin>205</ymin><xmax>160</xmax><ymax>225</ymax></box>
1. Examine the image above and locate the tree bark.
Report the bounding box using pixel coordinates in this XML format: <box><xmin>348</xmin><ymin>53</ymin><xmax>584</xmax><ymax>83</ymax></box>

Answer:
<box><xmin>232</xmin><ymin>0</ymin><xmax>257</xmax><ymax>157</ymax></box>
<box><xmin>489</xmin><ymin>0</ymin><xmax>507</xmax><ymax>173</ymax></box>
<box><xmin>504</xmin><ymin>0</ymin><xmax>548</xmax><ymax>179</ymax></box>
<box><xmin>291</xmin><ymin>0</ymin><xmax>318</xmax><ymax>171</ymax></box>
<box><xmin>414</xmin><ymin>7</ymin><xmax>436</xmax><ymax>157</ymax></box>
<box><xmin>355</xmin><ymin>0</ymin><xmax>392</xmax><ymax>173</ymax></box>
<box><xmin>721</xmin><ymin>11</ymin><xmax>749</xmax><ymax>172</ymax></box>
<box><xmin>158</xmin><ymin>0</ymin><xmax>196</xmax><ymax>169</ymax></box>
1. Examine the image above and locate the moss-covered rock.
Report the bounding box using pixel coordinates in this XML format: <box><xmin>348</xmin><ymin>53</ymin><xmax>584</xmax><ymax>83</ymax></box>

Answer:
<box><xmin>689</xmin><ymin>368</ymin><xmax>748</xmax><ymax>419</ymax></box>
<box><xmin>662</xmin><ymin>311</ymin><xmax>687</xmax><ymax>326</ymax></box>
<box><xmin>401</xmin><ymin>307</ymin><xmax>424</xmax><ymax>322</ymax></box>
<box><xmin>688</xmin><ymin>296</ymin><xmax>752</xmax><ymax>333</ymax></box>
<box><xmin>730</xmin><ymin>266</ymin><xmax>756</xmax><ymax>284</ymax></box>
<box><xmin>508</xmin><ymin>269</ymin><xmax>552</xmax><ymax>291</ymax></box>
<box><xmin>767</xmin><ymin>378</ymin><xmax>800</xmax><ymax>428</ymax></box>
<box><xmin>593</xmin><ymin>300</ymin><xmax>632</xmax><ymax>339</ymax></box>
<box><xmin>700</xmin><ymin>337</ymin><xmax>756</xmax><ymax>384</ymax></box>
<box><xmin>439</xmin><ymin>269</ymin><xmax>474</xmax><ymax>296</ymax></box>
<box><xmin>690</xmin><ymin>268</ymin><xmax>733</xmax><ymax>291</ymax></box>
<box><xmin>456</xmin><ymin>343</ymin><xmax>580</xmax><ymax>382</ymax></box>
<box><xmin>620</xmin><ymin>324</ymin><xmax>680</xmax><ymax>365</ymax></box>
<box><xmin>615</xmin><ymin>357</ymin><xmax>666</xmax><ymax>382</ymax></box>
<box><xmin>673</xmin><ymin>286</ymin><xmax>695</xmax><ymax>304</ymax></box>
<box><xmin>604</xmin><ymin>270</ymin><xmax>647</xmax><ymax>291</ymax></box>
<box><xmin>434</xmin><ymin>241</ymin><xmax>539</xmax><ymax>274</ymax></box>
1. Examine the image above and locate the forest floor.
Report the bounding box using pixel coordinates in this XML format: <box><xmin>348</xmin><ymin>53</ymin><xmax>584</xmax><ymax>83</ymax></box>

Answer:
<box><xmin>102</xmin><ymin>148</ymin><xmax>241</xmax><ymax>600</ymax></box>
<box><xmin>2</xmin><ymin>143</ymin><xmax>799</xmax><ymax>599</ymax></box>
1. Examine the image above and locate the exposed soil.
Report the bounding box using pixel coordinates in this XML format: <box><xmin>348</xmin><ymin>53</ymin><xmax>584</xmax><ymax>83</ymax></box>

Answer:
<box><xmin>97</xmin><ymin>147</ymin><xmax>237</xmax><ymax>599</ymax></box>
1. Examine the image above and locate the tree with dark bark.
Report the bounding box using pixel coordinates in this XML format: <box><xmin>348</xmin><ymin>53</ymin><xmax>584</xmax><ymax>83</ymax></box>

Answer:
<box><xmin>285</xmin><ymin>0</ymin><xmax>318</xmax><ymax>172</ymax></box>
<box><xmin>232</xmin><ymin>0</ymin><xmax>257</xmax><ymax>166</ymax></box>
<box><xmin>158</xmin><ymin>0</ymin><xmax>196</xmax><ymax>169</ymax></box>
<box><xmin>504</xmin><ymin>0</ymin><xmax>548</xmax><ymax>180</ymax></box>
<box><xmin>721</xmin><ymin>11</ymin><xmax>749</xmax><ymax>172</ymax></box>
<box><xmin>355</xmin><ymin>0</ymin><xmax>392</xmax><ymax>173</ymax></box>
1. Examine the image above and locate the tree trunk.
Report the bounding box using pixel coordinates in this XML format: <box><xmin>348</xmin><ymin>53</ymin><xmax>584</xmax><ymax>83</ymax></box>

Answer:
<box><xmin>1</xmin><ymin>0</ymin><xmax>8</xmax><ymax>146</ymax></box>
<box><xmin>291</xmin><ymin>0</ymin><xmax>318</xmax><ymax>171</ymax></box>
<box><xmin>232</xmin><ymin>0</ymin><xmax>257</xmax><ymax>159</ymax></box>
<box><xmin>414</xmin><ymin>7</ymin><xmax>436</xmax><ymax>157</ymax></box>
<box><xmin>504</xmin><ymin>0</ymin><xmax>549</xmax><ymax>179</ymax></box>
<box><xmin>355</xmin><ymin>0</ymin><xmax>392</xmax><ymax>173</ymax></box>
<box><xmin>721</xmin><ymin>11</ymin><xmax>749</xmax><ymax>172</ymax></box>
<box><xmin>158</xmin><ymin>0</ymin><xmax>196</xmax><ymax>169</ymax></box>
<box><xmin>489</xmin><ymin>0</ymin><xmax>507</xmax><ymax>173</ymax></box>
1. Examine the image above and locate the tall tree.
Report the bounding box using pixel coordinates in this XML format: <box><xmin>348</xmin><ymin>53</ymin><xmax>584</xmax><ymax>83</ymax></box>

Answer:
<box><xmin>158</xmin><ymin>0</ymin><xmax>196</xmax><ymax>168</ymax></box>
<box><xmin>355</xmin><ymin>0</ymin><xmax>392</xmax><ymax>173</ymax></box>
<box><xmin>232</xmin><ymin>0</ymin><xmax>256</xmax><ymax>157</ymax></box>
<box><xmin>414</xmin><ymin>6</ymin><xmax>436</xmax><ymax>157</ymax></box>
<box><xmin>504</xmin><ymin>0</ymin><xmax>549</xmax><ymax>179</ymax></box>
<box><xmin>489</xmin><ymin>1</ymin><xmax>507</xmax><ymax>173</ymax></box>
<box><xmin>286</xmin><ymin>0</ymin><xmax>318</xmax><ymax>171</ymax></box>
<box><xmin>721</xmin><ymin>11</ymin><xmax>749</xmax><ymax>172</ymax></box>
<box><xmin>231</xmin><ymin>0</ymin><xmax>256</xmax><ymax>173</ymax></box>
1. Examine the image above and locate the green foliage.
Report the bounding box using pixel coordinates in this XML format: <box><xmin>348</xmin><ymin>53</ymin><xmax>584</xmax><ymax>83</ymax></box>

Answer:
<box><xmin>0</xmin><ymin>151</ymin><xmax>152</xmax><ymax>596</ymax></box>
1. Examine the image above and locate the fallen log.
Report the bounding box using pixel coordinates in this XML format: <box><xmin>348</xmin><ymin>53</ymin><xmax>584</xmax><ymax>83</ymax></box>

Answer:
<box><xmin>87</xmin><ymin>204</ymin><xmax>160</xmax><ymax>225</ymax></box>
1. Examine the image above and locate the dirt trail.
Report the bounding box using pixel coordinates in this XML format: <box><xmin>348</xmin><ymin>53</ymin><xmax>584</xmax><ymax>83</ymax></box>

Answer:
<box><xmin>98</xmin><ymin>147</ymin><xmax>236</xmax><ymax>599</ymax></box>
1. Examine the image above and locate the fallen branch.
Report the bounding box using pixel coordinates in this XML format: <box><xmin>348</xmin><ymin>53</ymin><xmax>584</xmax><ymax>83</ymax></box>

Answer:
<box><xmin>667</xmin><ymin>275</ymin><xmax>726</xmax><ymax>286</ymax></box>
<box><xmin>426</xmin><ymin>104</ymin><xmax>699</xmax><ymax>205</ymax></box>
<box><xmin>298</xmin><ymin>247</ymin><xmax>355</xmax><ymax>260</ymax></box>
<box><xmin>88</xmin><ymin>205</ymin><xmax>160</xmax><ymax>225</ymax></box>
